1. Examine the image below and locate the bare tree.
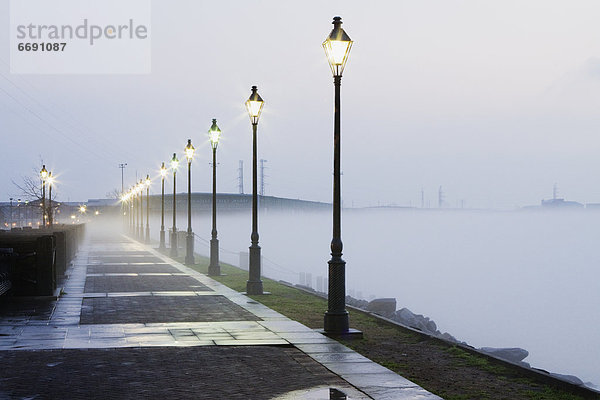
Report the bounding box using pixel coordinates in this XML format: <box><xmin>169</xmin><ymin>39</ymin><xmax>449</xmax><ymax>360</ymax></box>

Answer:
<box><xmin>106</xmin><ymin>188</ymin><xmax>122</xmax><ymax>200</ymax></box>
<box><xmin>11</xmin><ymin>166</ymin><xmax>58</xmax><ymax>226</ymax></box>
<box><xmin>12</xmin><ymin>175</ymin><xmax>43</xmax><ymax>202</ymax></box>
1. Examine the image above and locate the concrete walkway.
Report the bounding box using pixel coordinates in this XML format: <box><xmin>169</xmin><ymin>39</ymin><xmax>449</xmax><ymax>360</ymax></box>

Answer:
<box><xmin>0</xmin><ymin>232</ymin><xmax>441</xmax><ymax>399</ymax></box>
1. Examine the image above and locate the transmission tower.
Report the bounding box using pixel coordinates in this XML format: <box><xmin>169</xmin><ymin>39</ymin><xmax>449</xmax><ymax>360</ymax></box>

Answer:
<box><xmin>238</xmin><ymin>160</ymin><xmax>244</xmax><ymax>194</ymax></box>
<box><xmin>438</xmin><ymin>186</ymin><xmax>444</xmax><ymax>208</ymax></box>
<box><xmin>118</xmin><ymin>163</ymin><xmax>127</xmax><ymax>194</ymax></box>
<box><xmin>260</xmin><ymin>159</ymin><xmax>268</xmax><ymax>196</ymax></box>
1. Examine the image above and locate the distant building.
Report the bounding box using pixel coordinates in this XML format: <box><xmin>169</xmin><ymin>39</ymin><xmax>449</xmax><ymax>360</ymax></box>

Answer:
<box><xmin>540</xmin><ymin>198</ymin><xmax>583</xmax><ymax>209</ymax></box>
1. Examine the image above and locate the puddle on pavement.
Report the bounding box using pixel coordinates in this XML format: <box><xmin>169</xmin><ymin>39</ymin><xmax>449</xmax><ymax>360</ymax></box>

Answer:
<box><xmin>271</xmin><ymin>387</ymin><xmax>350</xmax><ymax>399</ymax></box>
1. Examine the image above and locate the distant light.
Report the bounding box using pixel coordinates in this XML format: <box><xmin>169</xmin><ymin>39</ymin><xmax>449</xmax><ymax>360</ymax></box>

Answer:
<box><xmin>95</xmin><ymin>210</ymin><xmax>99</xmax><ymax>215</ymax></box>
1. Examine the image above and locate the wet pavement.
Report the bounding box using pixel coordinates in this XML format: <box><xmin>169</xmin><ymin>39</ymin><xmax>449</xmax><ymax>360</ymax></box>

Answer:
<box><xmin>0</xmin><ymin>233</ymin><xmax>441</xmax><ymax>399</ymax></box>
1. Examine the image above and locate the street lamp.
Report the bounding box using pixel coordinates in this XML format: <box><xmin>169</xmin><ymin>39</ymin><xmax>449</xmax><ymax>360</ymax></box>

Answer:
<box><xmin>184</xmin><ymin>139</ymin><xmax>195</xmax><ymax>265</ymax></box>
<box><xmin>208</xmin><ymin>119</ymin><xmax>222</xmax><ymax>276</ymax></box>
<box><xmin>40</xmin><ymin>165</ymin><xmax>47</xmax><ymax>227</ymax></box>
<box><xmin>159</xmin><ymin>162</ymin><xmax>167</xmax><ymax>250</ymax></box>
<box><xmin>138</xmin><ymin>179</ymin><xmax>144</xmax><ymax>239</ymax></box>
<box><xmin>130</xmin><ymin>187</ymin><xmax>136</xmax><ymax>235</ymax></box>
<box><xmin>323</xmin><ymin>16</ymin><xmax>354</xmax><ymax>334</ymax></box>
<box><xmin>170</xmin><ymin>153</ymin><xmax>179</xmax><ymax>257</ymax></box>
<box><xmin>245</xmin><ymin>86</ymin><xmax>265</xmax><ymax>295</ymax></box>
<box><xmin>145</xmin><ymin>174</ymin><xmax>151</xmax><ymax>243</ymax></box>
<box><xmin>47</xmin><ymin>172</ymin><xmax>55</xmax><ymax>227</ymax></box>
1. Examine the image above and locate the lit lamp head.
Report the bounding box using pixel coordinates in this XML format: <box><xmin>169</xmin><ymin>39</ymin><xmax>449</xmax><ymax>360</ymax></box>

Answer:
<box><xmin>208</xmin><ymin>119</ymin><xmax>221</xmax><ymax>150</ymax></box>
<box><xmin>145</xmin><ymin>174</ymin><xmax>151</xmax><ymax>187</ymax></box>
<box><xmin>160</xmin><ymin>162</ymin><xmax>167</xmax><ymax>178</ymax></box>
<box><xmin>185</xmin><ymin>139</ymin><xmax>195</xmax><ymax>163</ymax></box>
<box><xmin>323</xmin><ymin>16</ymin><xmax>353</xmax><ymax>77</ymax></box>
<box><xmin>171</xmin><ymin>153</ymin><xmax>179</xmax><ymax>172</ymax></box>
<box><xmin>79</xmin><ymin>205</ymin><xmax>86</xmax><ymax>214</ymax></box>
<box><xmin>47</xmin><ymin>172</ymin><xmax>54</xmax><ymax>187</ymax></box>
<box><xmin>40</xmin><ymin>165</ymin><xmax>48</xmax><ymax>181</ymax></box>
<box><xmin>245</xmin><ymin>86</ymin><xmax>264</xmax><ymax>125</ymax></box>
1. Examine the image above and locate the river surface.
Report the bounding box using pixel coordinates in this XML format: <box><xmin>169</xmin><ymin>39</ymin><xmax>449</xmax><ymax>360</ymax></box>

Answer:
<box><xmin>165</xmin><ymin>207</ymin><xmax>599</xmax><ymax>387</ymax></box>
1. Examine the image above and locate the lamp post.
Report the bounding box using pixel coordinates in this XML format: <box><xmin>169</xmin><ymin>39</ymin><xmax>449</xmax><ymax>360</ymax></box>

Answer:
<box><xmin>9</xmin><ymin>198</ymin><xmax>13</xmax><ymax>228</ymax></box>
<box><xmin>40</xmin><ymin>165</ymin><xmax>47</xmax><ymax>227</ymax></box>
<box><xmin>184</xmin><ymin>140</ymin><xmax>195</xmax><ymax>265</ymax></box>
<box><xmin>323</xmin><ymin>16</ymin><xmax>353</xmax><ymax>334</ymax></box>
<box><xmin>47</xmin><ymin>172</ymin><xmax>54</xmax><ymax>227</ymax></box>
<box><xmin>245</xmin><ymin>86</ymin><xmax>265</xmax><ymax>295</ymax></box>
<box><xmin>170</xmin><ymin>153</ymin><xmax>179</xmax><ymax>257</ymax></box>
<box><xmin>138</xmin><ymin>179</ymin><xmax>144</xmax><ymax>239</ymax></box>
<box><xmin>159</xmin><ymin>162</ymin><xmax>167</xmax><ymax>250</ymax></box>
<box><xmin>145</xmin><ymin>175</ymin><xmax>151</xmax><ymax>243</ymax></box>
<box><xmin>208</xmin><ymin>119</ymin><xmax>222</xmax><ymax>276</ymax></box>
<box><xmin>132</xmin><ymin>187</ymin><xmax>137</xmax><ymax>236</ymax></box>
<box><xmin>128</xmin><ymin>188</ymin><xmax>134</xmax><ymax>235</ymax></box>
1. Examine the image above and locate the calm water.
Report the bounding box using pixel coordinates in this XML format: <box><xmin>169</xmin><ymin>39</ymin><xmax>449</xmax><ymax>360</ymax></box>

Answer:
<box><xmin>169</xmin><ymin>207</ymin><xmax>600</xmax><ymax>387</ymax></box>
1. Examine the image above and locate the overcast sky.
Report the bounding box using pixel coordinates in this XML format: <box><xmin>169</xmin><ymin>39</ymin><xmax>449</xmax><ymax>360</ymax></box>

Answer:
<box><xmin>2</xmin><ymin>0</ymin><xmax>600</xmax><ymax>209</ymax></box>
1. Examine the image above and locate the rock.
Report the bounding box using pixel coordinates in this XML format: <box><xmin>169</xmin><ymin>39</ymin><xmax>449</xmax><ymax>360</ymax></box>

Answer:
<box><xmin>366</xmin><ymin>298</ymin><xmax>396</xmax><ymax>317</ymax></box>
<box><xmin>345</xmin><ymin>295</ymin><xmax>368</xmax><ymax>309</ymax></box>
<box><xmin>426</xmin><ymin>320</ymin><xmax>437</xmax><ymax>333</ymax></box>
<box><xmin>438</xmin><ymin>332</ymin><xmax>458</xmax><ymax>343</ymax></box>
<box><xmin>479</xmin><ymin>347</ymin><xmax>529</xmax><ymax>363</ymax></box>
<box><xmin>549</xmin><ymin>373</ymin><xmax>584</xmax><ymax>386</ymax></box>
<box><xmin>394</xmin><ymin>307</ymin><xmax>417</xmax><ymax>326</ymax></box>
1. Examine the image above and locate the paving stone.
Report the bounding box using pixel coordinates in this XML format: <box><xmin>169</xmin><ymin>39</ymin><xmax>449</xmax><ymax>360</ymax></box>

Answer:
<box><xmin>0</xmin><ymin>297</ymin><xmax>56</xmax><ymax>323</ymax></box>
<box><xmin>87</xmin><ymin>264</ymin><xmax>179</xmax><ymax>274</ymax></box>
<box><xmin>84</xmin><ymin>275</ymin><xmax>212</xmax><ymax>293</ymax></box>
<box><xmin>0</xmin><ymin>347</ymin><xmax>369</xmax><ymax>400</ymax></box>
<box><xmin>91</xmin><ymin>255</ymin><xmax>164</xmax><ymax>263</ymax></box>
<box><xmin>80</xmin><ymin>295</ymin><xmax>260</xmax><ymax>324</ymax></box>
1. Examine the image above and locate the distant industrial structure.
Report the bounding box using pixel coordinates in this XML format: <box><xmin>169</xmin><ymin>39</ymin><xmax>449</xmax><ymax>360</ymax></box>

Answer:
<box><xmin>540</xmin><ymin>183</ymin><xmax>583</xmax><ymax>209</ymax></box>
<box><xmin>238</xmin><ymin>160</ymin><xmax>244</xmax><ymax>194</ymax></box>
<box><xmin>259</xmin><ymin>159</ymin><xmax>268</xmax><ymax>196</ymax></box>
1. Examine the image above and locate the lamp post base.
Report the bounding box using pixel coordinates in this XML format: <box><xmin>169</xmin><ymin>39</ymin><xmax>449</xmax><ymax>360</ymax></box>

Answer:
<box><xmin>316</xmin><ymin>327</ymin><xmax>363</xmax><ymax>340</ymax></box>
<box><xmin>185</xmin><ymin>233</ymin><xmax>195</xmax><ymax>265</ymax></box>
<box><xmin>208</xmin><ymin>238</ymin><xmax>221</xmax><ymax>276</ymax></box>
<box><xmin>245</xmin><ymin>280</ymin><xmax>264</xmax><ymax>295</ymax></box>
<box><xmin>170</xmin><ymin>231</ymin><xmax>178</xmax><ymax>257</ymax></box>
<box><xmin>324</xmin><ymin>311</ymin><xmax>350</xmax><ymax>333</ymax></box>
<box><xmin>246</xmin><ymin>244</ymin><xmax>263</xmax><ymax>294</ymax></box>
<box><xmin>159</xmin><ymin>230</ymin><xmax>166</xmax><ymax>250</ymax></box>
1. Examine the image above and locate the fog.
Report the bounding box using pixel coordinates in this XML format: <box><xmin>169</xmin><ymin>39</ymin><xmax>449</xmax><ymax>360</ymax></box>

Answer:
<box><xmin>140</xmin><ymin>207</ymin><xmax>600</xmax><ymax>387</ymax></box>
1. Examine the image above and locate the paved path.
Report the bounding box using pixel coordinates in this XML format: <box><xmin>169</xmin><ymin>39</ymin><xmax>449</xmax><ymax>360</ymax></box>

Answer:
<box><xmin>0</xmin><ymin>232</ymin><xmax>440</xmax><ymax>399</ymax></box>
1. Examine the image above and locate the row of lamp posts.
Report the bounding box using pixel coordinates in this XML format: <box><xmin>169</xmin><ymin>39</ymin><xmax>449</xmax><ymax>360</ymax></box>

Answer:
<box><xmin>120</xmin><ymin>118</ymin><xmax>225</xmax><ymax>277</ymax></box>
<box><xmin>120</xmin><ymin>17</ymin><xmax>353</xmax><ymax>335</ymax></box>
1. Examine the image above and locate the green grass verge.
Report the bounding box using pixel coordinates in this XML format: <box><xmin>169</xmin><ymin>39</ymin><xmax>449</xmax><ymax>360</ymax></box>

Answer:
<box><xmin>167</xmin><ymin>251</ymin><xmax>597</xmax><ymax>400</ymax></box>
